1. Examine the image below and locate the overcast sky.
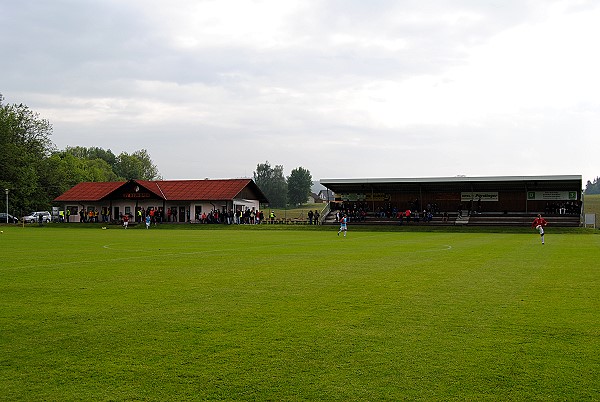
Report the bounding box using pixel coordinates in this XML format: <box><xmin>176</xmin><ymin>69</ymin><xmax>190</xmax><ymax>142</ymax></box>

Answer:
<box><xmin>2</xmin><ymin>0</ymin><xmax>598</xmax><ymax>185</ymax></box>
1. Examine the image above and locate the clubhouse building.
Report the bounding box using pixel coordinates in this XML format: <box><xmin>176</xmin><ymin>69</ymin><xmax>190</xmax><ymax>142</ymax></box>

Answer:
<box><xmin>54</xmin><ymin>178</ymin><xmax>269</xmax><ymax>223</ymax></box>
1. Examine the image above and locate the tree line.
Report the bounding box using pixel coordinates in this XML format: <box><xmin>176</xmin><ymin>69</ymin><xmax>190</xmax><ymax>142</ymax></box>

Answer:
<box><xmin>1</xmin><ymin>94</ymin><xmax>160</xmax><ymax>216</ymax></box>
<box><xmin>1</xmin><ymin>95</ymin><xmax>314</xmax><ymax>217</ymax></box>
<box><xmin>584</xmin><ymin>178</ymin><xmax>600</xmax><ymax>195</ymax></box>
<box><xmin>253</xmin><ymin>162</ymin><xmax>313</xmax><ymax>208</ymax></box>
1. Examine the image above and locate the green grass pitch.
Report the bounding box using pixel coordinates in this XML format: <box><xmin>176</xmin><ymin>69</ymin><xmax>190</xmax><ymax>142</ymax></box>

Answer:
<box><xmin>1</xmin><ymin>225</ymin><xmax>599</xmax><ymax>400</ymax></box>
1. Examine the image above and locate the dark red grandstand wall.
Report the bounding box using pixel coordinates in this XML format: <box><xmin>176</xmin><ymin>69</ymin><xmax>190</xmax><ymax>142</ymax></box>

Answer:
<box><xmin>373</xmin><ymin>190</ymin><xmax>576</xmax><ymax>214</ymax></box>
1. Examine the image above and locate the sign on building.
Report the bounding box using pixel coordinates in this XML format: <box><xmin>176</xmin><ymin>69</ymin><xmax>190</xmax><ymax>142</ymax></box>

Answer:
<box><xmin>339</xmin><ymin>193</ymin><xmax>391</xmax><ymax>202</ymax></box>
<box><xmin>461</xmin><ymin>192</ymin><xmax>499</xmax><ymax>202</ymax></box>
<box><xmin>527</xmin><ymin>191</ymin><xmax>578</xmax><ymax>201</ymax></box>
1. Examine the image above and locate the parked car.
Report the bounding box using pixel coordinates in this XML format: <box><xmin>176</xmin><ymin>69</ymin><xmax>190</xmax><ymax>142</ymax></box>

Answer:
<box><xmin>22</xmin><ymin>211</ymin><xmax>52</xmax><ymax>223</ymax></box>
<box><xmin>0</xmin><ymin>213</ymin><xmax>19</xmax><ymax>223</ymax></box>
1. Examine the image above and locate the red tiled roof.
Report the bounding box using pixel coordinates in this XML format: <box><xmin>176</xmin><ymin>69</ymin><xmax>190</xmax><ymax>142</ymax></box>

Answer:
<box><xmin>137</xmin><ymin>179</ymin><xmax>257</xmax><ymax>201</ymax></box>
<box><xmin>54</xmin><ymin>181</ymin><xmax>126</xmax><ymax>202</ymax></box>
<box><xmin>54</xmin><ymin>179</ymin><xmax>268</xmax><ymax>203</ymax></box>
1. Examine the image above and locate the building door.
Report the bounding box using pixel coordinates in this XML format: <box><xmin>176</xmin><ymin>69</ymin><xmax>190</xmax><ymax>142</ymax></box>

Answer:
<box><xmin>179</xmin><ymin>206</ymin><xmax>186</xmax><ymax>222</ymax></box>
<box><xmin>114</xmin><ymin>207</ymin><xmax>120</xmax><ymax>221</ymax></box>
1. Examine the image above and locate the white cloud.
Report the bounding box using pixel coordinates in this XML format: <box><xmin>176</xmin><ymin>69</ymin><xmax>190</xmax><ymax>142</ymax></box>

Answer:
<box><xmin>330</xmin><ymin>1</ymin><xmax>600</xmax><ymax>133</ymax></box>
<box><xmin>141</xmin><ymin>0</ymin><xmax>307</xmax><ymax>50</ymax></box>
<box><xmin>1</xmin><ymin>0</ymin><xmax>599</xmax><ymax>183</ymax></box>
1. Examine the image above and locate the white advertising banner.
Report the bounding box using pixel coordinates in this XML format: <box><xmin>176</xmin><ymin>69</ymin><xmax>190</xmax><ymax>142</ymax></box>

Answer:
<box><xmin>584</xmin><ymin>213</ymin><xmax>595</xmax><ymax>228</ymax></box>
<box><xmin>339</xmin><ymin>193</ymin><xmax>366</xmax><ymax>202</ymax></box>
<box><xmin>461</xmin><ymin>192</ymin><xmax>499</xmax><ymax>202</ymax></box>
<box><xmin>527</xmin><ymin>191</ymin><xmax>578</xmax><ymax>201</ymax></box>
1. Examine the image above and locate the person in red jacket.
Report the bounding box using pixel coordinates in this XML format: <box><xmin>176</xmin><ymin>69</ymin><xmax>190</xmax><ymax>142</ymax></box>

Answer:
<box><xmin>531</xmin><ymin>214</ymin><xmax>548</xmax><ymax>245</ymax></box>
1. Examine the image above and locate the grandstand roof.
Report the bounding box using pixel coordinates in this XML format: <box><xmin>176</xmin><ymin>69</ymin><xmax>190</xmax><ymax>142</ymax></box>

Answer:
<box><xmin>320</xmin><ymin>175</ymin><xmax>582</xmax><ymax>194</ymax></box>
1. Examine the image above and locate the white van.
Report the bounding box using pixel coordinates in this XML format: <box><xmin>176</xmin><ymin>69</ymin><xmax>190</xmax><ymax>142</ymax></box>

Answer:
<box><xmin>22</xmin><ymin>211</ymin><xmax>52</xmax><ymax>223</ymax></box>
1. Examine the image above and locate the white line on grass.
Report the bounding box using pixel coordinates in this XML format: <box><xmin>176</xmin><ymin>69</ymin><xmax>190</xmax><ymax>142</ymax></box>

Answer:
<box><xmin>9</xmin><ymin>233</ymin><xmax>453</xmax><ymax>270</ymax></box>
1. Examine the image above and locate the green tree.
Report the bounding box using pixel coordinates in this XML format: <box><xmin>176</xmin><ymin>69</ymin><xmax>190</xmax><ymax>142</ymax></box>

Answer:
<box><xmin>0</xmin><ymin>94</ymin><xmax>54</xmax><ymax>215</ymax></box>
<box><xmin>1</xmin><ymin>95</ymin><xmax>163</xmax><ymax>216</ymax></box>
<box><xmin>254</xmin><ymin>161</ymin><xmax>287</xmax><ymax>208</ymax></box>
<box><xmin>64</xmin><ymin>146</ymin><xmax>118</xmax><ymax>169</ymax></box>
<box><xmin>114</xmin><ymin>149</ymin><xmax>161</xmax><ymax>180</ymax></box>
<box><xmin>63</xmin><ymin>146</ymin><xmax>159</xmax><ymax>181</ymax></box>
<box><xmin>40</xmin><ymin>152</ymin><xmax>119</xmax><ymax>199</ymax></box>
<box><xmin>287</xmin><ymin>167</ymin><xmax>313</xmax><ymax>206</ymax></box>
<box><xmin>38</xmin><ymin>153</ymin><xmax>87</xmax><ymax>202</ymax></box>
<box><xmin>585</xmin><ymin>177</ymin><xmax>600</xmax><ymax>195</ymax></box>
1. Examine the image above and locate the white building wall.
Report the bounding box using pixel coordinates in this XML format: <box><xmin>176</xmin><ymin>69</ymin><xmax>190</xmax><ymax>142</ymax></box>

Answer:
<box><xmin>60</xmin><ymin>198</ymin><xmax>259</xmax><ymax>223</ymax></box>
<box><xmin>233</xmin><ymin>199</ymin><xmax>259</xmax><ymax>212</ymax></box>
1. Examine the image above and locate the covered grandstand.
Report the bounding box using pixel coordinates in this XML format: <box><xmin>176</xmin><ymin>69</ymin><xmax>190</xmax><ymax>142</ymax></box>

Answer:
<box><xmin>320</xmin><ymin>175</ymin><xmax>582</xmax><ymax>227</ymax></box>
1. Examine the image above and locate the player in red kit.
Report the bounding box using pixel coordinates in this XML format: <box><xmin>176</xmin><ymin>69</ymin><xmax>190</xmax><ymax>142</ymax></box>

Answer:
<box><xmin>531</xmin><ymin>214</ymin><xmax>548</xmax><ymax>245</ymax></box>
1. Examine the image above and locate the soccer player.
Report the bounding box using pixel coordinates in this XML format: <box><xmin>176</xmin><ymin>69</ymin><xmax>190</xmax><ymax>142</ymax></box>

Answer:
<box><xmin>338</xmin><ymin>214</ymin><xmax>347</xmax><ymax>237</ymax></box>
<box><xmin>531</xmin><ymin>214</ymin><xmax>548</xmax><ymax>245</ymax></box>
